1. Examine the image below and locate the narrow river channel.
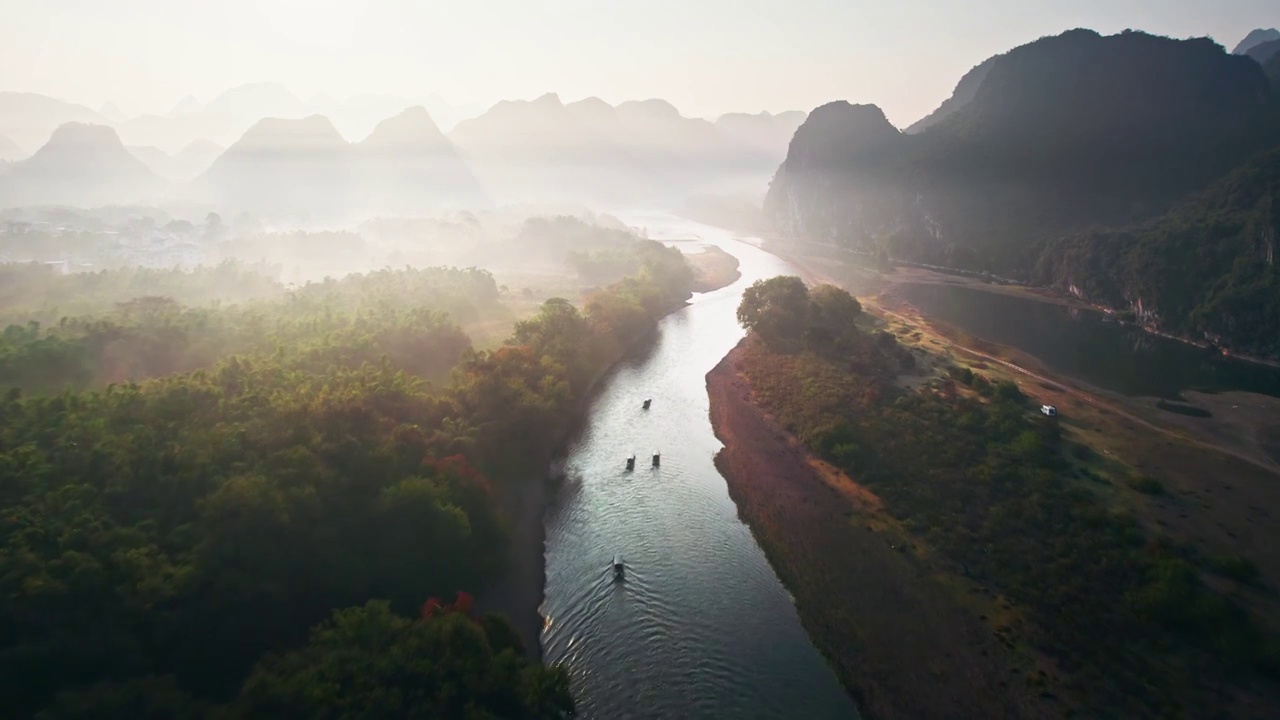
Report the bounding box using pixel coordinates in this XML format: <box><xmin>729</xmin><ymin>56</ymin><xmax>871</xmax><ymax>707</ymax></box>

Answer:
<box><xmin>540</xmin><ymin>216</ymin><xmax>859</xmax><ymax>719</ymax></box>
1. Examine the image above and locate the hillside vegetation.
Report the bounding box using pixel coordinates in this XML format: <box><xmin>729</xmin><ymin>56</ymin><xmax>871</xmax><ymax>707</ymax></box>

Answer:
<box><xmin>766</xmin><ymin>29</ymin><xmax>1280</xmax><ymax>355</ymax></box>
<box><xmin>0</xmin><ymin>239</ymin><xmax>693</xmax><ymax>716</ymax></box>
<box><xmin>729</xmin><ymin>276</ymin><xmax>1280</xmax><ymax>717</ymax></box>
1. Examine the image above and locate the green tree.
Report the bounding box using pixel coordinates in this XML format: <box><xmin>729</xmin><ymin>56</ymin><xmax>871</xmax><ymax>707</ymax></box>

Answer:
<box><xmin>737</xmin><ymin>276</ymin><xmax>810</xmax><ymax>350</ymax></box>
<box><xmin>235</xmin><ymin>601</ymin><xmax>574</xmax><ymax>720</ymax></box>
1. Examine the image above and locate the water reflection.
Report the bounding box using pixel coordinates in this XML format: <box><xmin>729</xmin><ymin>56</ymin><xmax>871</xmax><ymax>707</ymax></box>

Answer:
<box><xmin>540</xmin><ymin>216</ymin><xmax>858</xmax><ymax>720</ymax></box>
<box><xmin>894</xmin><ymin>283</ymin><xmax>1280</xmax><ymax>399</ymax></box>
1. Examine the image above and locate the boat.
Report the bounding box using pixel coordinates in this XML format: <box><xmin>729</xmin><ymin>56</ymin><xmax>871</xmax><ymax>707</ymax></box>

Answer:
<box><xmin>626</xmin><ymin>455</ymin><xmax>636</xmax><ymax>471</ymax></box>
<box><xmin>613</xmin><ymin>554</ymin><xmax>624</xmax><ymax>578</ymax></box>
<box><xmin>652</xmin><ymin>452</ymin><xmax>661</xmax><ymax>467</ymax></box>
<box><xmin>642</xmin><ymin>399</ymin><xmax>652</xmax><ymax>410</ymax></box>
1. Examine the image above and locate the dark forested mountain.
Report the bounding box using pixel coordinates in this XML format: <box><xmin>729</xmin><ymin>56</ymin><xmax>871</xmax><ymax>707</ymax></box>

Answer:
<box><xmin>1036</xmin><ymin>148</ymin><xmax>1280</xmax><ymax>357</ymax></box>
<box><xmin>767</xmin><ymin>30</ymin><xmax>1280</xmax><ymax>272</ymax></box>
<box><xmin>714</xmin><ymin>110</ymin><xmax>807</xmax><ymax>175</ymax></box>
<box><xmin>353</xmin><ymin>106</ymin><xmax>488</xmax><ymax>213</ymax></box>
<box><xmin>1267</xmin><ymin>47</ymin><xmax>1280</xmax><ymax>90</ymax></box>
<box><xmin>1234</xmin><ymin>28</ymin><xmax>1280</xmax><ymax>55</ymax></box>
<box><xmin>0</xmin><ymin>123</ymin><xmax>167</xmax><ymax>208</ymax></box>
<box><xmin>904</xmin><ymin>56</ymin><xmax>997</xmax><ymax>134</ymax></box>
<box><xmin>0</xmin><ymin>92</ymin><xmax>105</xmax><ymax>152</ymax></box>
<box><xmin>767</xmin><ymin>29</ymin><xmax>1280</xmax><ymax>354</ymax></box>
<box><xmin>1248</xmin><ymin>38</ymin><xmax>1280</xmax><ymax>93</ymax></box>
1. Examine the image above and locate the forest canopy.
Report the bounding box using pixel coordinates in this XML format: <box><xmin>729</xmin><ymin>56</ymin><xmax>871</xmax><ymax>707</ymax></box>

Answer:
<box><xmin>0</xmin><ymin>233</ymin><xmax>695</xmax><ymax>716</ymax></box>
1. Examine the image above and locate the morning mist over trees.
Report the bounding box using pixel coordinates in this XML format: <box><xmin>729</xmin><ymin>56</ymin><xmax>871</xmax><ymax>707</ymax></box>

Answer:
<box><xmin>2</xmin><ymin>1</ymin><xmax>1280</xmax><ymax>718</ymax></box>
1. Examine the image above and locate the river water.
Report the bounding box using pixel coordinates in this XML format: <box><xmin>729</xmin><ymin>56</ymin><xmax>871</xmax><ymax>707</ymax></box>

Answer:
<box><xmin>540</xmin><ymin>216</ymin><xmax>858</xmax><ymax>719</ymax></box>
<box><xmin>892</xmin><ymin>283</ymin><xmax>1280</xmax><ymax>400</ymax></box>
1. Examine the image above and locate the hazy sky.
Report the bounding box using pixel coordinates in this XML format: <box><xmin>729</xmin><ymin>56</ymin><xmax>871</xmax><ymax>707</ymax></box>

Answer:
<box><xmin>0</xmin><ymin>0</ymin><xmax>1274</xmax><ymax>125</ymax></box>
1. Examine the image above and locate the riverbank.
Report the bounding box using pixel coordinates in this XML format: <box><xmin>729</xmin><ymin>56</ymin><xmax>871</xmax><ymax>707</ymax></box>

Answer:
<box><xmin>482</xmin><ymin>245</ymin><xmax>744</xmax><ymax>659</ymax></box>
<box><xmin>687</xmin><ymin>245</ymin><xmax>742</xmax><ymax>292</ymax></box>
<box><xmin>708</xmin><ymin>341</ymin><xmax>1058</xmax><ymax>720</ymax></box>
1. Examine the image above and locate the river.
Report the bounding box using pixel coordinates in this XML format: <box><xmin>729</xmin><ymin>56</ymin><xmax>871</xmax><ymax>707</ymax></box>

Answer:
<box><xmin>891</xmin><ymin>283</ymin><xmax>1280</xmax><ymax>400</ymax></box>
<box><xmin>540</xmin><ymin>216</ymin><xmax>859</xmax><ymax>719</ymax></box>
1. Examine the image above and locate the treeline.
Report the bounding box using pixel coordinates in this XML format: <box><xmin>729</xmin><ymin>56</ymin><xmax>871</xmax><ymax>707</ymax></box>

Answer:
<box><xmin>0</xmin><ymin>267</ymin><xmax>502</xmax><ymax>394</ymax></box>
<box><xmin>736</xmin><ymin>277</ymin><xmax>1278</xmax><ymax>716</ymax></box>
<box><xmin>0</xmin><ymin>262</ymin><xmax>284</xmax><ymax>327</ymax></box>
<box><xmin>0</xmin><ymin>245</ymin><xmax>694</xmax><ymax>716</ymax></box>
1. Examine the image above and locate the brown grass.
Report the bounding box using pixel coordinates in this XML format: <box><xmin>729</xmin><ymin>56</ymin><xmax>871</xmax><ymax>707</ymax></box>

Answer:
<box><xmin>708</xmin><ymin>340</ymin><xmax>1059</xmax><ymax>720</ymax></box>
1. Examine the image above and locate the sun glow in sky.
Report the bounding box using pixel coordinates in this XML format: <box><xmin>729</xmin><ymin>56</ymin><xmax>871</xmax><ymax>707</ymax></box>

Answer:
<box><xmin>0</xmin><ymin>0</ymin><xmax>1273</xmax><ymax>124</ymax></box>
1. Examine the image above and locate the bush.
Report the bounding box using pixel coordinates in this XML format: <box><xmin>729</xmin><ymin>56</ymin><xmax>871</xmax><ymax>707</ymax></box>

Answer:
<box><xmin>1210</xmin><ymin>555</ymin><xmax>1263</xmax><ymax>586</ymax></box>
<box><xmin>1128</xmin><ymin>475</ymin><xmax>1166</xmax><ymax>495</ymax></box>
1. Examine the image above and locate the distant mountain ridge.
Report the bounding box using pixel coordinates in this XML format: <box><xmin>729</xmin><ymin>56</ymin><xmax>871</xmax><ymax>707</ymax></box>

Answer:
<box><xmin>768</xmin><ymin>29</ymin><xmax>1278</xmax><ymax>268</ymax></box>
<box><xmin>0</xmin><ymin>123</ymin><xmax>167</xmax><ymax>207</ymax></box>
<box><xmin>450</xmin><ymin>93</ymin><xmax>806</xmax><ymax>206</ymax></box>
<box><xmin>0</xmin><ymin>92</ymin><xmax>105</xmax><ymax>151</ymax></box>
<box><xmin>193</xmin><ymin>107</ymin><xmax>485</xmax><ymax>218</ymax></box>
<box><xmin>128</xmin><ymin>139</ymin><xmax>224</xmax><ymax>183</ymax></box>
<box><xmin>1234</xmin><ymin>28</ymin><xmax>1280</xmax><ymax>55</ymax></box>
<box><xmin>0</xmin><ymin>133</ymin><xmax>23</xmax><ymax>162</ymax></box>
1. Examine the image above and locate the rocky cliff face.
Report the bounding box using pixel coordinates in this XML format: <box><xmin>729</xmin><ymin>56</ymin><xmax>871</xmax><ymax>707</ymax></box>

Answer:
<box><xmin>767</xmin><ymin>30</ymin><xmax>1280</xmax><ymax>274</ymax></box>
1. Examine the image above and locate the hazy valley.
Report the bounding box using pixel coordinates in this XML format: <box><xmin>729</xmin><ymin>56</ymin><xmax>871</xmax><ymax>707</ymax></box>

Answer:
<box><xmin>5</xmin><ymin>10</ymin><xmax>1280</xmax><ymax>720</ymax></box>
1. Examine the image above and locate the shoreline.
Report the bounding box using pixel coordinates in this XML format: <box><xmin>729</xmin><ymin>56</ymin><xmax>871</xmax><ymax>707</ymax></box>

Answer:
<box><xmin>483</xmin><ymin>254</ymin><xmax>743</xmax><ymax>662</ymax></box>
<box><xmin>698</xmin><ymin>217</ymin><xmax>1280</xmax><ymax>369</ymax></box>
<box><xmin>707</xmin><ymin>341</ymin><xmax>1057</xmax><ymax>720</ymax></box>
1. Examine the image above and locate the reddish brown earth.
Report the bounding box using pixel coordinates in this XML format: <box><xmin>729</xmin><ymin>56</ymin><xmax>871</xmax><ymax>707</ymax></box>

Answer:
<box><xmin>707</xmin><ymin>340</ymin><xmax>1059</xmax><ymax>720</ymax></box>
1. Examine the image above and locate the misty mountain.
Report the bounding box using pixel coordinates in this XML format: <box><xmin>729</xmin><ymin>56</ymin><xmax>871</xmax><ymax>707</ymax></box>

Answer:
<box><xmin>194</xmin><ymin>108</ymin><xmax>483</xmax><ymax>218</ymax></box>
<box><xmin>0</xmin><ymin>93</ymin><xmax>106</xmax><ymax>152</ymax></box>
<box><xmin>714</xmin><ymin>110</ymin><xmax>807</xmax><ymax>157</ymax></box>
<box><xmin>767</xmin><ymin>29</ymin><xmax>1279</xmax><ymax>271</ymax></box>
<box><xmin>116</xmin><ymin>110</ymin><xmax>241</xmax><ymax>154</ymax></box>
<box><xmin>451</xmin><ymin>93</ymin><xmax>647</xmax><ymax>207</ymax></box>
<box><xmin>169</xmin><ymin>95</ymin><xmax>203</xmax><ymax>117</ymax></box>
<box><xmin>452</xmin><ymin>93</ymin><xmax>805</xmax><ymax>206</ymax></box>
<box><xmin>1233</xmin><ymin>28</ymin><xmax>1280</xmax><ymax>55</ymax></box>
<box><xmin>100</xmin><ymin>101</ymin><xmax>128</xmax><ymax>124</ymax></box>
<box><xmin>204</xmin><ymin>82</ymin><xmax>308</xmax><ymax>123</ymax></box>
<box><xmin>129</xmin><ymin>139</ymin><xmax>225</xmax><ymax>182</ymax></box>
<box><xmin>306</xmin><ymin>93</ymin><xmax>482</xmax><ymax>142</ymax></box>
<box><xmin>192</xmin><ymin>115</ymin><xmax>350</xmax><ymax>217</ymax></box>
<box><xmin>353</xmin><ymin>106</ymin><xmax>487</xmax><ymax>213</ymax></box>
<box><xmin>905</xmin><ymin>56</ymin><xmax>997</xmax><ymax>134</ymax></box>
<box><xmin>0</xmin><ymin>133</ymin><xmax>23</xmax><ymax>162</ymax></box>
<box><xmin>1248</xmin><ymin>39</ymin><xmax>1280</xmax><ymax>67</ymax></box>
<box><xmin>0</xmin><ymin>123</ymin><xmax>167</xmax><ymax>208</ymax></box>
<box><xmin>130</xmin><ymin>85</ymin><xmax>482</xmax><ymax>154</ymax></box>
